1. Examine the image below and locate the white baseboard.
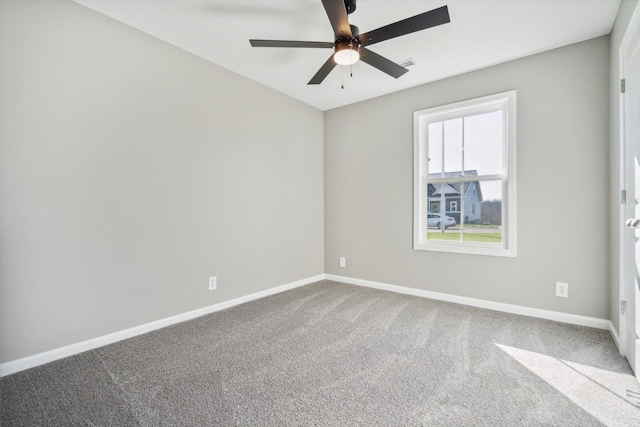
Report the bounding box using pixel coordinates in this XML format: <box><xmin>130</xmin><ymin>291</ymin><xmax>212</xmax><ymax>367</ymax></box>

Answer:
<box><xmin>0</xmin><ymin>272</ymin><xmax>617</xmax><ymax>377</ymax></box>
<box><xmin>608</xmin><ymin>320</ymin><xmax>621</xmax><ymax>351</ymax></box>
<box><xmin>324</xmin><ymin>274</ymin><xmax>611</xmax><ymax>331</ymax></box>
<box><xmin>0</xmin><ymin>274</ymin><xmax>324</xmax><ymax>377</ymax></box>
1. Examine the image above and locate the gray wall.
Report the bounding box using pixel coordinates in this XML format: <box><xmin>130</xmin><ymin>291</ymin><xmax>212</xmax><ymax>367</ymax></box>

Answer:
<box><xmin>0</xmin><ymin>0</ymin><xmax>625</xmax><ymax>366</ymax></box>
<box><xmin>325</xmin><ymin>36</ymin><xmax>610</xmax><ymax>319</ymax></box>
<box><xmin>609</xmin><ymin>0</ymin><xmax>640</xmax><ymax>337</ymax></box>
<box><xmin>0</xmin><ymin>0</ymin><xmax>324</xmax><ymax>363</ymax></box>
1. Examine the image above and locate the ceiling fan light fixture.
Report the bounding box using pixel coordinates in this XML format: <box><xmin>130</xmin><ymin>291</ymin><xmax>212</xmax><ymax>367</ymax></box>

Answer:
<box><xmin>334</xmin><ymin>41</ymin><xmax>360</xmax><ymax>66</ymax></box>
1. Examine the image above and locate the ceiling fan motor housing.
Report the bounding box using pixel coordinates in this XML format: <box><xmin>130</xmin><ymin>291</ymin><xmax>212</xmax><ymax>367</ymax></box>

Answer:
<box><xmin>335</xmin><ymin>27</ymin><xmax>360</xmax><ymax>54</ymax></box>
<box><xmin>345</xmin><ymin>0</ymin><xmax>357</xmax><ymax>14</ymax></box>
<box><xmin>335</xmin><ymin>38</ymin><xmax>359</xmax><ymax>52</ymax></box>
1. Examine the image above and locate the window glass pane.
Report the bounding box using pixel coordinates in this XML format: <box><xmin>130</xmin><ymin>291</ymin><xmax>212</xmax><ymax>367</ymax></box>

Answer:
<box><xmin>464</xmin><ymin>110</ymin><xmax>503</xmax><ymax>176</ymax></box>
<box><xmin>427</xmin><ymin>182</ymin><xmax>461</xmax><ymax>241</ymax></box>
<box><xmin>428</xmin><ymin>122</ymin><xmax>443</xmax><ymax>175</ymax></box>
<box><xmin>427</xmin><ymin>219</ymin><xmax>460</xmax><ymax>241</ymax></box>
<box><xmin>461</xmin><ymin>180</ymin><xmax>502</xmax><ymax>244</ymax></box>
<box><xmin>444</xmin><ymin>118</ymin><xmax>463</xmax><ymax>175</ymax></box>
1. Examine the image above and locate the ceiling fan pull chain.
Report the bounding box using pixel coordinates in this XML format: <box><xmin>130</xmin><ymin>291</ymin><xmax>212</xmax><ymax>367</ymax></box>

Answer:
<box><xmin>341</xmin><ymin>66</ymin><xmax>344</xmax><ymax>89</ymax></box>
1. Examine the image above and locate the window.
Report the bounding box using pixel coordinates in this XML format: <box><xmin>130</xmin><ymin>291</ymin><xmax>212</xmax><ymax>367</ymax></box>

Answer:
<box><xmin>413</xmin><ymin>91</ymin><xmax>516</xmax><ymax>257</ymax></box>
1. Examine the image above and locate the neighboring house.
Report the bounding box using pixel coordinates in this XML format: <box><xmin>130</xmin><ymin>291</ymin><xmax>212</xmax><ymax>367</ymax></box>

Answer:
<box><xmin>427</xmin><ymin>171</ymin><xmax>482</xmax><ymax>224</ymax></box>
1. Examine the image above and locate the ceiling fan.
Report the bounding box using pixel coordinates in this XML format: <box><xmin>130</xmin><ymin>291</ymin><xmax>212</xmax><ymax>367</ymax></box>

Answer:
<box><xmin>249</xmin><ymin>0</ymin><xmax>450</xmax><ymax>85</ymax></box>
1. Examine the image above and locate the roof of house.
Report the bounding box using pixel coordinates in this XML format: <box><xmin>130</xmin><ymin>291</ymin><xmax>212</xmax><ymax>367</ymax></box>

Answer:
<box><xmin>427</xmin><ymin>170</ymin><xmax>482</xmax><ymax>200</ymax></box>
<box><xmin>432</xmin><ymin>183</ymin><xmax>460</xmax><ymax>195</ymax></box>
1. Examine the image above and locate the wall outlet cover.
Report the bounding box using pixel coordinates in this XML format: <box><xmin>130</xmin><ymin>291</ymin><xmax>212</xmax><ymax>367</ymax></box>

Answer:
<box><xmin>555</xmin><ymin>282</ymin><xmax>568</xmax><ymax>298</ymax></box>
<box><xmin>209</xmin><ymin>276</ymin><xmax>217</xmax><ymax>291</ymax></box>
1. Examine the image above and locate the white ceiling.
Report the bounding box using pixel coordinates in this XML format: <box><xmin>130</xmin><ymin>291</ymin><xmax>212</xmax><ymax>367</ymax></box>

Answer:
<box><xmin>72</xmin><ymin>0</ymin><xmax>621</xmax><ymax>111</ymax></box>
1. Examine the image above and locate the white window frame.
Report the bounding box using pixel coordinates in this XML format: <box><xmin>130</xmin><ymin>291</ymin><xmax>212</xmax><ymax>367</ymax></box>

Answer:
<box><xmin>413</xmin><ymin>90</ymin><xmax>517</xmax><ymax>257</ymax></box>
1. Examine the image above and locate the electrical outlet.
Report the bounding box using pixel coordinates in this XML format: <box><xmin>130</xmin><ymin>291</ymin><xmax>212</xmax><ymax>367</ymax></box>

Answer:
<box><xmin>555</xmin><ymin>282</ymin><xmax>568</xmax><ymax>298</ymax></box>
<box><xmin>339</xmin><ymin>257</ymin><xmax>346</xmax><ymax>268</ymax></box>
<box><xmin>209</xmin><ymin>276</ymin><xmax>217</xmax><ymax>291</ymax></box>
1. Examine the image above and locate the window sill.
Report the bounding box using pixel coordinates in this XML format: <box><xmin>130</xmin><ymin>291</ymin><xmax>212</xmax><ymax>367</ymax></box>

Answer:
<box><xmin>414</xmin><ymin>241</ymin><xmax>516</xmax><ymax>257</ymax></box>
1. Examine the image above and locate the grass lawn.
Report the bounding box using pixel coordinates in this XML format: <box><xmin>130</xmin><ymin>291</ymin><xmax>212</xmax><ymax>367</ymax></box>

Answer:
<box><xmin>428</xmin><ymin>232</ymin><xmax>502</xmax><ymax>243</ymax></box>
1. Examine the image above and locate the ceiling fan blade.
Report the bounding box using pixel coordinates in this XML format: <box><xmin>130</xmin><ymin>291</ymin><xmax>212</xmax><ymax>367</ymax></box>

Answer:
<box><xmin>358</xmin><ymin>5</ymin><xmax>450</xmax><ymax>46</ymax></box>
<box><xmin>321</xmin><ymin>0</ymin><xmax>352</xmax><ymax>39</ymax></box>
<box><xmin>250</xmin><ymin>40</ymin><xmax>334</xmax><ymax>48</ymax></box>
<box><xmin>308</xmin><ymin>56</ymin><xmax>337</xmax><ymax>85</ymax></box>
<box><xmin>359</xmin><ymin>48</ymin><xmax>409</xmax><ymax>79</ymax></box>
